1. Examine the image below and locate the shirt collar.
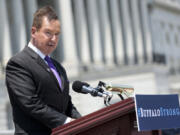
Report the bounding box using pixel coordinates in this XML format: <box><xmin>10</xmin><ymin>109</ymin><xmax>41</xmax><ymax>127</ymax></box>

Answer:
<box><xmin>28</xmin><ymin>42</ymin><xmax>46</xmax><ymax>59</ymax></box>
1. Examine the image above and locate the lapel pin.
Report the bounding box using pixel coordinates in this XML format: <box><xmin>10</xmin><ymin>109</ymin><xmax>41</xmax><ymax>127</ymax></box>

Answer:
<box><xmin>47</xmin><ymin>68</ymin><xmax>51</xmax><ymax>72</ymax></box>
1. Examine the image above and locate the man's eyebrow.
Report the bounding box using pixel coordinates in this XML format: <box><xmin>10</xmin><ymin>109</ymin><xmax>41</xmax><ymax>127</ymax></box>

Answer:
<box><xmin>44</xmin><ymin>28</ymin><xmax>52</xmax><ymax>31</ymax></box>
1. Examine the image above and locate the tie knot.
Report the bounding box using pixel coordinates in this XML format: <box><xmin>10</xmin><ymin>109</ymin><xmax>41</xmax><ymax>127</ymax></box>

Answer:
<box><xmin>44</xmin><ymin>56</ymin><xmax>55</xmax><ymax>69</ymax></box>
<box><xmin>44</xmin><ymin>56</ymin><xmax>51</xmax><ymax>63</ymax></box>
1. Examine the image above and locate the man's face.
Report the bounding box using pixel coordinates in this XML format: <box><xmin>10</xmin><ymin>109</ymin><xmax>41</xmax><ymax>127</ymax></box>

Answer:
<box><xmin>31</xmin><ymin>17</ymin><xmax>60</xmax><ymax>55</ymax></box>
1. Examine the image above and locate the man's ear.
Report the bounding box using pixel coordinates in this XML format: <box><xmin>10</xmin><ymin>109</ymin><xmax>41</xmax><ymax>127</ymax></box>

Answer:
<box><xmin>31</xmin><ymin>27</ymin><xmax>37</xmax><ymax>38</ymax></box>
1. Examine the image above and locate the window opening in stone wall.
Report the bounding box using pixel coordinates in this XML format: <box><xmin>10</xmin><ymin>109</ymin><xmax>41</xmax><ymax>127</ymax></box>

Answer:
<box><xmin>169</xmin><ymin>56</ymin><xmax>176</xmax><ymax>75</ymax></box>
<box><xmin>166</xmin><ymin>32</ymin><xmax>170</xmax><ymax>45</ymax></box>
<box><xmin>175</xmin><ymin>33</ymin><xmax>179</xmax><ymax>46</ymax></box>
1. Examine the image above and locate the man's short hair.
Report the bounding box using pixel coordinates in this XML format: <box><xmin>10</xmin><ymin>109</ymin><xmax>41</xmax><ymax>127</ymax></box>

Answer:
<box><xmin>32</xmin><ymin>6</ymin><xmax>58</xmax><ymax>30</ymax></box>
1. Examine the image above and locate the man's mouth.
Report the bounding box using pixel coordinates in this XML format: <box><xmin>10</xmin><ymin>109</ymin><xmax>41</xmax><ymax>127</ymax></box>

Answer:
<box><xmin>47</xmin><ymin>43</ymin><xmax>55</xmax><ymax>46</ymax></box>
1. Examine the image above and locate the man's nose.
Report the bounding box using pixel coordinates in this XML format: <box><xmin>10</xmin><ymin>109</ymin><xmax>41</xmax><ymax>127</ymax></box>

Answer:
<box><xmin>51</xmin><ymin>35</ymin><xmax>57</xmax><ymax>42</ymax></box>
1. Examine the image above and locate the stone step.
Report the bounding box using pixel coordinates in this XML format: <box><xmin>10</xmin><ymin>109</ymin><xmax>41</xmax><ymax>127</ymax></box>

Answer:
<box><xmin>0</xmin><ymin>130</ymin><xmax>14</xmax><ymax>135</ymax></box>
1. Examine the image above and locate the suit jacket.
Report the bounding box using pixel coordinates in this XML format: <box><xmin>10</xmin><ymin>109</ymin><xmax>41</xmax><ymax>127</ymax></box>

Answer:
<box><xmin>6</xmin><ymin>46</ymin><xmax>81</xmax><ymax>135</ymax></box>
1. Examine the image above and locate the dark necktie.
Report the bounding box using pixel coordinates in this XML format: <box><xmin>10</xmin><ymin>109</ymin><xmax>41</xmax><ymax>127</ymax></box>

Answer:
<box><xmin>44</xmin><ymin>56</ymin><xmax>62</xmax><ymax>89</ymax></box>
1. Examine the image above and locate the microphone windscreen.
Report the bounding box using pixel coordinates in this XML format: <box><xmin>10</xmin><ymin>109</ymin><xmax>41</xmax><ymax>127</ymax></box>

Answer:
<box><xmin>72</xmin><ymin>81</ymin><xmax>89</xmax><ymax>93</ymax></box>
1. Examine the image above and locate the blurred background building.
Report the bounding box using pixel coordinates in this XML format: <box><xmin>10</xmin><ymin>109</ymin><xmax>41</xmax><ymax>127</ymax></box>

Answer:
<box><xmin>1</xmin><ymin>0</ymin><xmax>180</xmax><ymax>134</ymax></box>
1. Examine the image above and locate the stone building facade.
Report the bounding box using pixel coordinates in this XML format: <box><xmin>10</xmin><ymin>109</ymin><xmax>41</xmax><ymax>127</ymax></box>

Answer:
<box><xmin>1</xmin><ymin>0</ymin><xmax>180</xmax><ymax>134</ymax></box>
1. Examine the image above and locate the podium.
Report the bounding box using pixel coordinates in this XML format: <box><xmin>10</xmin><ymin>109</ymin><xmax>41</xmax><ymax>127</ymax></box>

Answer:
<box><xmin>52</xmin><ymin>98</ymin><xmax>161</xmax><ymax>135</ymax></box>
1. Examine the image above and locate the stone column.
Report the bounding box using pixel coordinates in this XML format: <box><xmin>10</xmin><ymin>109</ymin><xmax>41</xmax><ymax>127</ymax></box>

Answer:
<box><xmin>0</xmin><ymin>0</ymin><xmax>12</xmax><ymax>67</ymax></box>
<box><xmin>10</xmin><ymin>0</ymin><xmax>27</xmax><ymax>54</ymax></box>
<box><xmin>140</xmin><ymin>0</ymin><xmax>153</xmax><ymax>63</ymax></box>
<box><xmin>109</xmin><ymin>0</ymin><xmax>125</xmax><ymax>65</ymax></box>
<box><xmin>120</xmin><ymin>0</ymin><xmax>134</xmax><ymax>65</ymax></box>
<box><xmin>23</xmin><ymin>0</ymin><xmax>37</xmax><ymax>42</ymax></box>
<box><xmin>130</xmin><ymin>0</ymin><xmax>144</xmax><ymax>64</ymax></box>
<box><xmin>86</xmin><ymin>0</ymin><xmax>103</xmax><ymax>66</ymax></box>
<box><xmin>72</xmin><ymin>0</ymin><xmax>91</xmax><ymax>66</ymax></box>
<box><xmin>98</xmin><ymin>0</ymin><xmax>114</xmax><ymax>67</ymax></box>
<box><xmin>55</xmin><ymin>0</ymin><xmax>79</xmax><ymax>78</ymax></box>
<box><xmin>150</xmin><ymin>10</ymin><xmax>163</xmax><ymax>56</ymax></box>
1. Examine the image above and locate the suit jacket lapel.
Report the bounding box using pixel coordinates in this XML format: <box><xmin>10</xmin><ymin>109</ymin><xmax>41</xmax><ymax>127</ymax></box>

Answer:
<box><xmin>24</xmin><ymin>47</ymin><xmax>62</xmax><ymax>91</ymax></box>
<box><xmin>25</xmin><ymin>46</ymin><xmax>50</xmax><ymax>74</ymax></box>
<box><xmin>37</xmin><ymin>57</ymin><xmax>62</xmax><ymax>91</ymax></box>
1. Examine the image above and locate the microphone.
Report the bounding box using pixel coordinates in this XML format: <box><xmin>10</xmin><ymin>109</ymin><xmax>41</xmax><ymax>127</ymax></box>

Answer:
<box><xmin>72</xmin><ymin>81</ymin><xmax>107</xmax><ymax>97</ymax></box>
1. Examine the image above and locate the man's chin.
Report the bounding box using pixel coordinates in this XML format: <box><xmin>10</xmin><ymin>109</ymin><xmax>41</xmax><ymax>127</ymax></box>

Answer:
<box><xmin>46</xmin><ymin>48</ymin><xmax>56</xmax><ymax>55</ymax></box>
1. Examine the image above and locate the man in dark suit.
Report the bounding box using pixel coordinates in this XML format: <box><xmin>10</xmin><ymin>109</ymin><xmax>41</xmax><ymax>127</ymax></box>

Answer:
<box><xmin>5</xmin><ymin>6</ymin><xmax>81</xmax><ymax>135</ymax></box>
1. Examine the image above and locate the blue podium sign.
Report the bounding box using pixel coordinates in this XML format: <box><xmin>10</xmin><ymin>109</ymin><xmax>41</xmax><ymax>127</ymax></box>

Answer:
<box><xmin>135</xmin><ymin>94</ymin><xmax>180</xmax><ymax>131</ymax></box>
